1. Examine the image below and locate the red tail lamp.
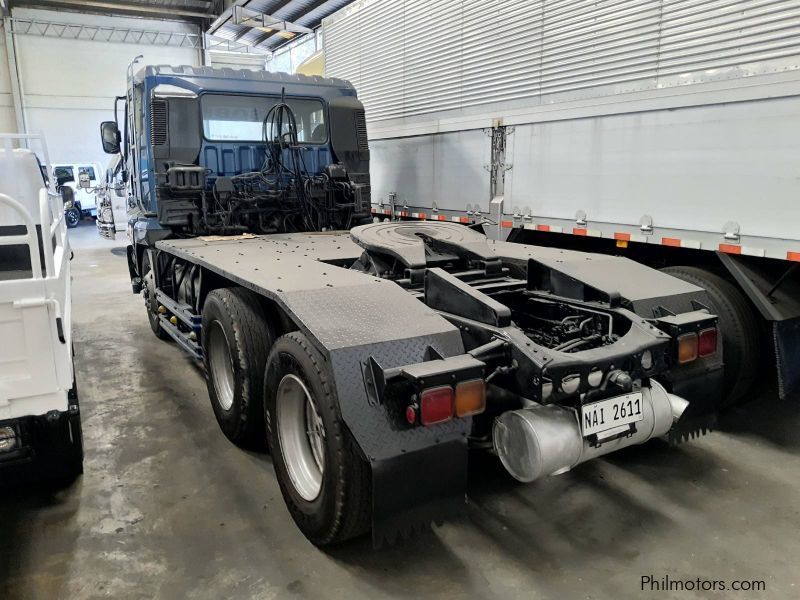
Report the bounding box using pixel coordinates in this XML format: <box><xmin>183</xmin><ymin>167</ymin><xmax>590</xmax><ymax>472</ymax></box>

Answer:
<box><xmin>419</xmin><ymin>386</ymin><xmax>454</xmax><ymax>426</ymax></box>
<box><xmin>698</xmin><ymin>327</ymin><xmax>718</xmax><ymax>357</ymax></box>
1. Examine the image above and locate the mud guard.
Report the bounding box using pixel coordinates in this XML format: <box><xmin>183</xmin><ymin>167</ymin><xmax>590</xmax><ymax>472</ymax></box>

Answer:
<box><xmin>775</xmin><ymin>317</ymin><xmax>800</xmax><ymax>401</ymax></box>
<box><xmin>371</xmin><ymin>438</ymin><xmax>467</xmax><ymax>547</ymax></box>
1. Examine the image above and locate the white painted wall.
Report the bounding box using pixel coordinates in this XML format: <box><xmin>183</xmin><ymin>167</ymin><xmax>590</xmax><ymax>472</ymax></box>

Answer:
<box><xmin>9</xmin><ymin>8</ymin><xmax>202</xmax><ymax>168</ymax></box>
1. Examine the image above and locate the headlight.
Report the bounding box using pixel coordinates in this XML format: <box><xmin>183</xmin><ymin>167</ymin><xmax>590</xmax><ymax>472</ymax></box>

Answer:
<box><xmin>0</xmin><ymin>426</ymin><xmax>18</xmax><ymax>453</ymax></box>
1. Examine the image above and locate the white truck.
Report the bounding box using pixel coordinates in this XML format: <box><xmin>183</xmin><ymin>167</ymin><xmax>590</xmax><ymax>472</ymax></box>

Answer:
<box><xmin>322</xmin><ymin>0</ymin><xmax>800</xmax><ymax>409</ymax></box>
<box><xmin>95</xmin><ymin>154</ymin><xmax>129</xmax><ymax>240</ymax></box>
<box><xmin>0</xmin><ymin>133</ymin><xmax>84</xmax><ymax>482</ymax></box>
<box><xmin>53</xmin><ymin>161</ymin><xmax>103</xmax><ymax>227</ymax></box>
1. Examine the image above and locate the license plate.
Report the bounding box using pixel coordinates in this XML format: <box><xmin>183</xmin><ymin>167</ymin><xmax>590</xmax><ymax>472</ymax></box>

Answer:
<box><xmin>581</xmin><ymin>392</ymin><xmax>644</xmax><ymax>437</ymax></box>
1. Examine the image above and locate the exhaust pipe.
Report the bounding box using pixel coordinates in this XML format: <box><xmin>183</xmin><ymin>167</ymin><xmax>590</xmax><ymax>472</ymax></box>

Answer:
<box><xmin>493</xmin><ymin>380</ymin><xmax>688</xmax><ymax>483</ymax></box>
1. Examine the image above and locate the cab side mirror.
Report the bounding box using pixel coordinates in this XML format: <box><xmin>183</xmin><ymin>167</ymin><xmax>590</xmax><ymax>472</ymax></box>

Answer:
<box><xmin>100</xmin><ymin>121</ymin><xmax>120</xmax><ymax>154</ymax></box>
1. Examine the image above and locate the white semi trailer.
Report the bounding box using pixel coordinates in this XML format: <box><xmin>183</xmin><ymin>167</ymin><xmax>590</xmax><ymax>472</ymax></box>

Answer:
<box><xmin>322</xmin><ymin>0</ymin><xmax>800</xmax><ymax>407</ymax></box>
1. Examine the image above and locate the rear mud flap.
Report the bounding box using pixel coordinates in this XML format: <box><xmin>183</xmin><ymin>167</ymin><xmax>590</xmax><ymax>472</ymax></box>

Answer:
<box><xmin>371</xmin><ymin>439</ymin><xmax>467</xmax><ymax>547</ymax></box>
<box><xmin>667</xmin><ymin>369</ymin><xmax>724</xmax><ymax>443</ymax></box>
<box><xmin>775</xmin><ymin>317</ymin><xmax>800</xmax><ymax>401</ymax></box>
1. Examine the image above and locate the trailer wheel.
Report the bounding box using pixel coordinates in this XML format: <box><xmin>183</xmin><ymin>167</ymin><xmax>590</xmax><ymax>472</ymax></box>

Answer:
<box><xmin>202</xmin><ymin>288</ymin><xmax>274</xmax><ymax>448</ymax></box>
<box><xmin>265</xmin><ymin>332</ymin><xmax>371</xmax><ymax>546</ymax></box>
<box><xmin>141</xmin><ymin>252</ymin><xmax>171</xmax><ymax>341</ymax></box>
<box><xmin>661</xmin><ymin>266</ymin><xmax>760</xmax><ymax>406</ymax></box>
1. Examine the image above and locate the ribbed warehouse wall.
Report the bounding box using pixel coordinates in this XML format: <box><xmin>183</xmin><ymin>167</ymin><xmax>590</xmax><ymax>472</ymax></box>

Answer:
<box><xmin>324</xmin><ymin>0</ymin><xmax>800</xmax><ymax>123</ymax></box>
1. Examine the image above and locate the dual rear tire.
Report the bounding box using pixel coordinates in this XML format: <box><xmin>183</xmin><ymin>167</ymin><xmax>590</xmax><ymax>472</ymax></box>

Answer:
<box><xmin>201</xmin><ymin>289</ymin><xmax>370</xmax><ymax>545</ymax></box>
<box><xmin>661</xmin><ymin>266</ymin><xmax>760</xmax><ymax>407</ymax></box>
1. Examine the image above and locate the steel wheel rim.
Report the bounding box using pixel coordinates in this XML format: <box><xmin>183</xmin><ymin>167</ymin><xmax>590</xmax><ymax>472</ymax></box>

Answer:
<box><xmin>208</xmin><ymin>321</ymin><xmax>235</xmax><ymax>411</ymax></box>
<box><xmin>66</xmin><ymin>209</ymin><xmax>79</xmax><ymax>226</ymax></box>
<box><xmin>277</xmin><ymin>374</ymin><xmax>325</xmax><ymax>502</ymax></box>
<box><xmin>143</xmin><ymin>268</ymin><xmax>157</xmax><ymax>316</ymax></box>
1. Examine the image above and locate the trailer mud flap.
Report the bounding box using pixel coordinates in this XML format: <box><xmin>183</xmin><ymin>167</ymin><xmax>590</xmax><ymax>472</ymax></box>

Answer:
<box><xmin>371</xmin><ymin>438</ymin><xmax>467</xmax><ymax>547</ymax></box>
<box><xmin>667</xmin><ymin>368</ymin><xmax>724</xmax><ymax>442</ymax></box>
<box><xmin>774</xmin><ymin>317</ymin><xmax>800</xmax><ymax>401</ymax></box>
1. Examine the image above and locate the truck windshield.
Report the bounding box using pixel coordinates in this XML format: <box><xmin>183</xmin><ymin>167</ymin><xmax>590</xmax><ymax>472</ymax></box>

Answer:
<box><xmin>201</xmin><ymin>94</ymin><xmax>326</xmax><ymax>144</ymax></box>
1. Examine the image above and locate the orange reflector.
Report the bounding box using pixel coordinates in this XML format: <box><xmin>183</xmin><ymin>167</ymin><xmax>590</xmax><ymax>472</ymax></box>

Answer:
<box><xmin>455</xmin><ymin>379</ymin><xmax>486</xmax><ymax>417</ymax></box>
<box><xmin>677</xmin><ymin>332</ymin><xmax>698</xmax><ymax>364</ymax></box>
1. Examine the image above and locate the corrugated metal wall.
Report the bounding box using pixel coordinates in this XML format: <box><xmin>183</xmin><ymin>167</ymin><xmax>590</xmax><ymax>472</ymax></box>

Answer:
<box><xmin>324</xmin><ymin>0</ymin><xmax>800</xmax><ymax>123</ymax></box>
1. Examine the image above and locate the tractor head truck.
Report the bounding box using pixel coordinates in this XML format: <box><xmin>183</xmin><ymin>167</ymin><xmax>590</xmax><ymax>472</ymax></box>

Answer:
<box><xmin>100</xmin><ymin>65</ymin><xmax>723</xmax><ymax>546</ymax></box>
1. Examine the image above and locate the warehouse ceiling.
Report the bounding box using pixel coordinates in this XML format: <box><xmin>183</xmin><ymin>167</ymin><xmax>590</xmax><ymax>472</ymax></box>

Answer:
<box><xmin>8</xmin><ymin>0</ymin><xmax>217</xmax><ymax>22</ymax></box>
<box><xmin>208</xmin><ymin>0</ymin><xmax>355</xmax><ymax>51</ymax></box>
<box><xmin>9</xmin><ymin>0</ymin><xmax>356</xmax><ymax>49</ymax></box>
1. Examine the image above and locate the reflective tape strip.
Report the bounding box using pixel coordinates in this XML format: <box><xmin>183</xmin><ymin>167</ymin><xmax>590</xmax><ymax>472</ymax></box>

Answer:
<box><xmin>536</xmin><ymin>224</ymin><xmax>551</xmax><ymax>232</ymax></box>
<box><xmin>614</xmin><ymin>232</ymin><xmax>631</xmax><ymax>241</ymax></box>
<box><xmin>742</xmin><ymin>246</ymin><xmax>765</xmax><ymax>257</ymax></box>
<box><xmin>501</xmin><ymin>220</ymin><xmax>514</xmax><ymax>229</ymax></box>
<box><xmin>718</xmin><ymin>244</ymin><xmax>742</xmax><ymax>254</ymax></box>
<box><xmin>450</xmin><ymin>216</ymin><xmax>469</xmax><ymax>223</ymax></box>
<box><xmin>573</xmin><ymin>228</ymin><xmax>588</xmax><ymax>236</ymax></box>
<box><xmin>719</xmin><ymin>244</ymin><xmax>769</xmax><ymax>257</ymax></box>
<box><xmin>396</xmin><ymin>211</ymin><xmax>410</xmax><ymax>217</ymax></box>
<box><xmin>436</xmin><ymin>214</ymin><xmax>447</xmax><ymax>221</ymax></box>
<box><xmin>788</xmin><ymin>252</ymin><xmax>800</xmax><ymax>262</ymax></box>
<box><xmin>662</xmin><ymin>237</ymin><xmax>682</xmax><ymax>247</ymax></box>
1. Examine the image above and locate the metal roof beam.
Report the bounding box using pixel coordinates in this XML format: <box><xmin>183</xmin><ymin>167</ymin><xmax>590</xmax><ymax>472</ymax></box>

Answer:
<box><xmin>253</xmin><ymin>0</ymin><xmax>329</xmax><ymax>49</ymax></box>
<box><xmin>8</xmin><ymin>15</ymin><xmax>203</xmax><ymax>47</ymax></box>
<box><xmin>11</xmin><ymin>0</ymin><xmax>214</xmax><ymax>20</ymax></box>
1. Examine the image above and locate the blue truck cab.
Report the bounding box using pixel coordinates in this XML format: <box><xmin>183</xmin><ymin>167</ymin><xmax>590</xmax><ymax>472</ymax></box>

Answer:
<box><xmin>100</xmin><ymin>65</ymin><xmax>372</xmax><ymax>289</ymax></box>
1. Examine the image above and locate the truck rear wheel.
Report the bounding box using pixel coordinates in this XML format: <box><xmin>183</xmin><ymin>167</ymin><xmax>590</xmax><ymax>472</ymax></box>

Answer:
<box><xmin>65</xmin><ymin>206</ymin><xmax>81</xmax><ymax>229</ymax></box>
<box><xmin>201</xmin><ymin>288</ymin><xmax>274</xmax><ymax>448</ymax></box>
<box><xmin>264</xmin><ymin>332</ymin><xmax>371</xmax><ymax>546</ymax></box>
<box><xmin>141</xmin><ymin>252</ymin><xmax>171</xmax><ymax>341</ymax></box>
<box><xmin>661</xmin><ymin>266</ymin><xmax>760</xmax><ymax>406</ymax></box>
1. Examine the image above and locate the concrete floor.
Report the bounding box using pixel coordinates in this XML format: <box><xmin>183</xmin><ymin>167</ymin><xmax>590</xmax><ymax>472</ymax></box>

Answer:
<box><xmin>2</xmin><ymin>222</ymin><xmax>799</xmax><ymax>599</ymax></box>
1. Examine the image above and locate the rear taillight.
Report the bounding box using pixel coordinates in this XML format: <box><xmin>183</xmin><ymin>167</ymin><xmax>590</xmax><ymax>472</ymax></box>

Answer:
<box><xmin>698</xmin><ymin>327</ymin><xmax>718</xmax><ymax>357</ymax></box>
<box><xmin>455</xmin><ymin>379</ymin><xmax>486</xmax><ymax>417</ymax></box>
<box><xmin>677</xmin><ymin>332</ymin><xmax>698</xmax><ymax>364</ymax></box>
<box><xmin>419</xmin><ymin>386</ymin><xmax>454</xmax><ymax>426</ymax></box>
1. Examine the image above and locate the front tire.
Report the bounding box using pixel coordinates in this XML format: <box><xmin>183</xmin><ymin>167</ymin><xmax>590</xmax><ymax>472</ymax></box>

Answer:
<box><xmin>65</xmin><ymin>207</ymin><xmax>80</xmax><ymax>229</ymax></box>
<box><xmin>264</xmin><ymin>332</ymin><xmax>371</xmax><ymax>546</ymax></box>
<box><xmin>202</xmin><ymin>288</ymin><xmax>274</xmax><ymax>448</ymax></box>
<box><xmin>141</xmin><ymin>252</ymin><xmax>171</xmax><ymax>341</ymax></box>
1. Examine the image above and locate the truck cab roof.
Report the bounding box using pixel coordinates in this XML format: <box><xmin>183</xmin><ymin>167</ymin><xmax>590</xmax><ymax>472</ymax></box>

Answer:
<box><xmin>134</xmin><ymin>65</ymin><xmax>357</xmax><ymax>99</ymax></box>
